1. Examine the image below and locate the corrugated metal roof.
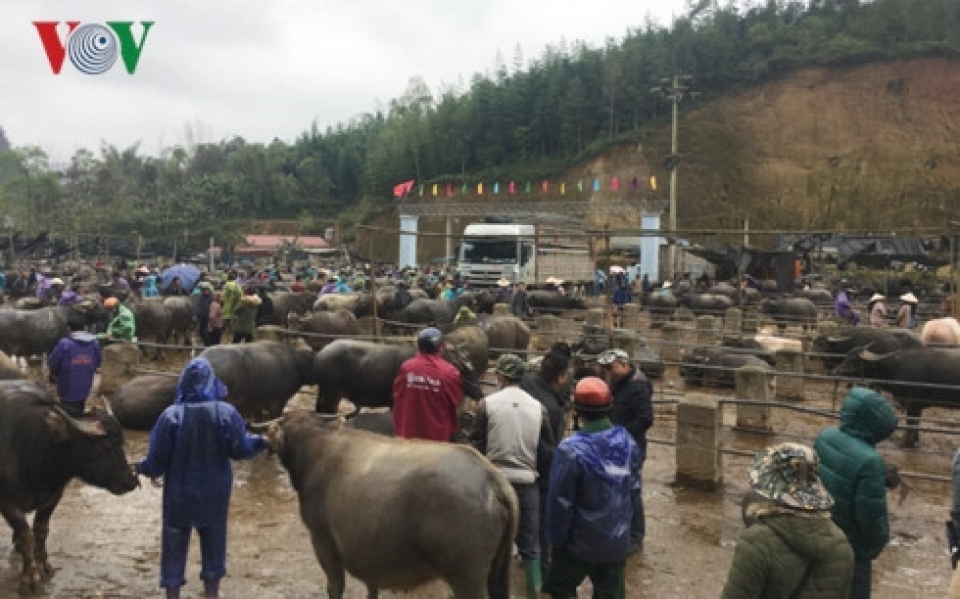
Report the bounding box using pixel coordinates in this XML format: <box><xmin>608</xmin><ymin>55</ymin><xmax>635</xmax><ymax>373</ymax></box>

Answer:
<box><xmin>242</xmin><ymin>235</ymin><xmax>330</xmax><ymax>249</ymax></box>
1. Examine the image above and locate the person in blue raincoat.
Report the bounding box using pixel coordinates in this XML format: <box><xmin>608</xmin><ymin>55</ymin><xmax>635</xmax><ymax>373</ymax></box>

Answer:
<box><xmin>135</xmin><ymin>357</ymin><xmax>266</xmax><ymax>599</ymax></box>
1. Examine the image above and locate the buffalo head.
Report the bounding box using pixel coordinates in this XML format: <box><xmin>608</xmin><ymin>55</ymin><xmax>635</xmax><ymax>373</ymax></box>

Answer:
<box><xmin>443</xmin><ymin>343</ymin><xmax>482</xmax><ymax>400</ymax></box>
<box><xmin>48</xmin><ymin>407</ymin><xmax>139</xmax><ymax>494</ymax></box>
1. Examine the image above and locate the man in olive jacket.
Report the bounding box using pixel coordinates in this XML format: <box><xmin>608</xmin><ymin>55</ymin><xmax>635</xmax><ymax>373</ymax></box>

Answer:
<box><xmin>815</xmin><ymin>386</ymin><xmax>897</xmax><ymax>599</ymax></box>
<box><xmin>722</xmin><ymin>443</ymin><xmax>854</xmax><ymax>599</ymax></box>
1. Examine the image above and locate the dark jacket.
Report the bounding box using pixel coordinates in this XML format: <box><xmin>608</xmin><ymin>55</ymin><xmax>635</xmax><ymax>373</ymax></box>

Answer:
<box><xmin>394</xmin><ymin>288</ymin><xmax>413</xmax><ymax>311</ymax></box>
<box><xmin>608</xmin><ymin>366</ymin><xmax>654</xmax><ymax>455</ymax></box>
<box><xmin>546</xmin><ymin>419</ymin><xmax>640</xmax><ymax>564</ymax></box>
<box><xmin>47</xmin><ymin>332</ymin><xmax>102</xmax><ymax>405</ymax></box>
<box><xmin>510</xmin><ymin>288</ymin><xmax>531</xmax><ymax>317</ymax></box>
<box><xmin>520</xmin><ymin>372</ymin><xmax>566</xmax><ymax>444</ymax></box>
<box><xmin>721</xmin><ymin>510</ymin><xmax>854</xmax><ymax>598</ymax></box>
<box><xmin>814</xmin><ymin>387</ymin><xmax>897</xmax><ymax>561</ymax></box>
<box><xmin>255</xmin><ymin>290</ymin><xmax>274</xmax><ymax>326</ymax></box>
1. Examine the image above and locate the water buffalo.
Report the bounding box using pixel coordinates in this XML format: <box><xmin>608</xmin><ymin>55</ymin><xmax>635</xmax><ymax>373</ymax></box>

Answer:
<box><xmin>680</xmin><ymin>347</ymin><xmax>772</xmax><ymax>387</ymax></box>
<box><xmin>476</xmin><ymin>315</ymin><xmax>531</xmax><ymax>356</ymax></box>
<box><xmin>0</xmin><ymin>381</ymin><xmax>139</xmax><ymax>594</ymax></box>
<box><xmin>287</xmin><ymin>310</ymin><xmax>362</xmax><ymax>352</ymax></box>
<box><xmin>795</xmin><ymin>288</ymin><xmax>834</xmax><ymax>307</ymax></box>
<box><xmin>679</xmin><ymin>293</ymin><xmax>733</xmax><ymax>318</ymax></box>
<box><xmin>200</xmin><ymin>341</ymin><xmax>317</xmax><ymax>419</ymax></box>
<box><xmin>645</xmin><ymin>291</ymin><xmax>678</xmax><ymax>327</ymax></box>
<box><xmin>269</xmin><ymin>291</ymin><xmax>316</xmax><ymax>325</ymax></box>
<box><xmin>313</xmin><ymin>339</ymin><xmax>482</xmax><ymax>414</ymax></box>
<box><xmin>131</xmin><ymin>299</ymin><xmax>172</xmax><ymax>360</ymax></box>
<box><xmin>108</xmin><ymin>374</ymin><xmax>178</xmax><ymax>430</ymax></box>
<box><xmin>256</xmin><ymin>412</ymin><xmax>517</xmax><ymax>599</ymax></box>
<box><xmin>313</xmin><ymin>293</ymin><xmax>360</xmax><ymax>313</ymax></box>
<box><xmin>0</xmin><ymin>304</ymin><xmax>97</xmax><ymax>359</ymax></box>
<box><xmin>395</xmin><ymin>294</ymin><xmax>477</xmax><ymax>326</ymax></box>
<box><xmin>163</xmin><ymin>296</ymin><xmax>196</xmax><ymax>345</ymax></box>
<box><xmin>445</xmin><ymin>324</ymin><xmax>490</xmax><ymax>375</ymax></box>
<box><xmin>832</xmin><ymin>346</ymin><xmax>960</xmax><ymax>446</ymax></box>
<box><xmin>920</xmin><ymin>317</ymin><xmax>960</xmax><ymax>347</ymax></box>
<box><xmin>760</xmin><ymin>297</ymin><xmax>818</xmax><ymax>331</ymax></box>
<box><xmin>526</xmin><ymin>291</ymin><xmax>587</xmax><ymax>313</ymax></box>
<box><xmin>810</xmin><ymin>327</ymin><xmax>922</xmax><ymax>370</ymax></box>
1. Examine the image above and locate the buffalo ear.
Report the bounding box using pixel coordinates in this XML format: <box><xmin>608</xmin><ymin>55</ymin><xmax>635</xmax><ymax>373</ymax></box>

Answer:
<box><xmin>48</xmin><ymin>407</ymin><xmax>107</xmax><ymax>438</ymax></box>
<box><xmin>45</xmin><ymin>409</ymin><xmax>70</xmax><ymax>441</ymax></box>
<box><xmin>249</xmin><ymin>418</ymin><xmax>284</xmax><ymax>453</ymax></box>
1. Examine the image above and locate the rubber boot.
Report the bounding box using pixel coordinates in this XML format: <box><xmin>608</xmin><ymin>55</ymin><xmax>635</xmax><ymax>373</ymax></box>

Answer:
<box><xmin>204</xmin><ymin>579</ymin><xmax>220</xmax><ymax>598</ymax></box>
<box><xmin>165</xmin><ymin>586</ymin><xmax>180</xmax><ymax>599</ymax></box>
<box><xmin>522</xmin><ymin>559</ymin><xmax>542</xmax><ymax>599</ymax></box>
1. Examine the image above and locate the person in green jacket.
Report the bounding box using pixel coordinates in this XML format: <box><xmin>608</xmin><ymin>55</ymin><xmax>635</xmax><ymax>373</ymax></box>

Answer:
<box><xmin>98</xmin><ymin>296</ymin><xmax>136</xmax><ymax>344</ymax></box>
<box><xmin>231</xmin><ymin>286</ymin><xmax>262</xmax><ymax>344</ymax></box>
<box><xmin>721</xmin><ymin>442</ymin><xmax>854</xmax><ymax>599</ymax></box>
<box><xmin>220</xmin><ymin>272</ymin><xmax>242</xmax><ymax>332</ymax></box>
<box><xmin>815</xmin><ymin>387</ymin><xmax>897</xmax><ymax>599</ymax></box>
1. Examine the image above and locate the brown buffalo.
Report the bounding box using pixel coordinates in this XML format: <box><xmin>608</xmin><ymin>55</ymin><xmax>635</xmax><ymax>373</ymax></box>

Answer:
<box><xmin>257</xmin><ymin>411</ymin><xmax>518</xmax><ymax>599</ymax></box>
<box><xmin>287</xmin><ymin>310</ymin><xmax>361</xmax><ymax>352</ymax></box>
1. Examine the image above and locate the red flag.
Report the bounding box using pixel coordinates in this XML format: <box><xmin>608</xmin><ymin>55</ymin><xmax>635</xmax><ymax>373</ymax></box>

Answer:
<box><xmin>509</xmin><ymin>180</ymin><xmax>516</xmax><ymax>194</ymax></box>
<box><xmin>446</xmin><ymin>183</ymin><xmax>453</xmax><ymax>197</ymax></box>
<box><xmin>611</xmin><ymin>177</ymin><xmax>620</xmax><ymax>192</ymax></box>
<box><xmin>393</xmin><ymin>180</ymin><xmax>415</xmax><ymax>198</ymax></box>
<box><xmin>542</xmin><ymin>180</ymin><xmax>549</xmax><ymax>193</ymax></box>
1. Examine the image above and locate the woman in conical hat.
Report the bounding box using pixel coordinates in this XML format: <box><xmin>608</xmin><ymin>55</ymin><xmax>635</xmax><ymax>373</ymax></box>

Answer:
<box><xmin>897</xmin><ymin>292</ymin><xmax>918</xmax><ymax>330</ymax></box>
<box><xmin>867</xmin><ymin>293</ymin><xmax>887</xmax><ymax>327</ymax></box>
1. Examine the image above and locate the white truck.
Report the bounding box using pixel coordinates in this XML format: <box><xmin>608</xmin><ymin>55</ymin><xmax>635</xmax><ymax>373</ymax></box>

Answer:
<box><xmin>456</xmin><ymin>222</ymin><xmax>595</xmax><ymax>288</ymax></box>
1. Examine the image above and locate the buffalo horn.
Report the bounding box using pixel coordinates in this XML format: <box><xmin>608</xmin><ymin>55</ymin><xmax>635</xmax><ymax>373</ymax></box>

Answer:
<box><xmin>99</xmin><ymin>393</ymin><xmax>116</xmax><ymax>418</ymax></box>
<box><xmin>858</xmin><ymin>348</ymin><xmax>891</xmax><ymax>362</ymax></box>
<box><xmin>826</xmin><ymin>335</ymin><xmax>851</xmax><ymax>344</ymax></box>
<box><xmin>247</xmin><ymin>417</ymin><xmax>281</xmax><ymax>434</ymax></box>
<box><xmin>53</xmin><ymin>406</ymin><xmax>107</xmax><ymax>437</ymax></box>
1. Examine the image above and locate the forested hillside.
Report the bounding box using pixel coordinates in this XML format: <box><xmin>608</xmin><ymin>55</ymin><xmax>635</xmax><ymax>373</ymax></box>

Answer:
<box><xmin>0</xmin><ymin>0</ymin><xmax>957</xmax><ymax>254</ymax></box>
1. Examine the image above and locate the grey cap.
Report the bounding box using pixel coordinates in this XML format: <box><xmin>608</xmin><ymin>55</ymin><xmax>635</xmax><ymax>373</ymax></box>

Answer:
<box><xmin>494</xmin><ymin>353</ymin><xmax>526</xmax><ymax>379</ymax></box>
<box><xmin>596</xmin><ymin>348</ymin><xmax>631</xmax><ymax>365</ymax></box>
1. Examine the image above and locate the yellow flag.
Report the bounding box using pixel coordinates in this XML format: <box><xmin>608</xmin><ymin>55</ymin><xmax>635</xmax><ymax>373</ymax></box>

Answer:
<box><xmin>649</xmin><ymin>176</ymin><xmax>658</xmax><ymax>191</ymax></box>
<box><xmin>432</xmin><ymin>183</ymin><xmax>438</xmax><ymax>196</ymax></box>
<box><xmin>477</xmin><ymin>182</ymin><xmax>483</xmax><ymax>195</ymax></box>
<box><xmin>560</xmin><ymin>182</ymin><xmax>566</xmax><ymax>195</ymax></box>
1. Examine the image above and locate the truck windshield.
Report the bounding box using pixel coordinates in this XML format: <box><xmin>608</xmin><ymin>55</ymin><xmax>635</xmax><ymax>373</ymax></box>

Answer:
<box><xmin>460</xmin><ymin>239</ymin><xmax>519</xmax><ymax>264</ymax></box>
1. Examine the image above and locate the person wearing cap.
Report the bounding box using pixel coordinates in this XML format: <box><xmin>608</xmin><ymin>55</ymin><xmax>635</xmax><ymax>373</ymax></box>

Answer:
<box><xmin>207</xmin><ymin>291</ymin><xmax>224</xmax><ymax>346</ymax></box>
<box><xmin>815</xmin><ymin>387</ymin><xmax>898</xmax><ymax>599</ymax></box>
<box><xmin>834</xmin><ymin>281</ymin><xmax>860</xmax><ymax>326</ymax></box>
<box><xmin>469</xmin><ymin>354</ymin><xmax>555</xmax><ymax>599</ymax></box>
<box><xmin>720</xmin><ymin>443</ymin><xmax>854</xmax><ymax>598</ymax></box>
<box><xmin>544</xmin><ymin>376</ymin><xmax>640</xmax><ymax>599</ymax></box>
<box><xmin>134</xmin><ymin>357</ymin><xmax>267</xmax><ymax>599</ymax></box>
<box><xmin>867</xmin><ymin>293</ymin><xmax>887</xmax><ymax>327</ymax></box>
<box><xmin>47</xmin><ymin>316</ymin><xmax>102</xmax><ymax>416</ymax></box>
<box><xmin>41</xmin><ymin>277</ymin><xmax>65</xmax><ymax>306</ymax></box>
<box><xmin>597</xmin><ymin>348</ymin><xmax>653</xmax><ymax>553</ymax></box>
<box><xmin>495</xmin><ymin>278</ymin><xmax>514</xmax><ymax>305</ymax></box>
<box><xmin>611</xmin><ymin>272</ymin><xmax>632</xmax><ymax>327</ymax></box>
<box><xmin>896</xmin><ymin>292</ymin><xmax>918</xmax><ymax>330</ymax></box>
<box><xmin>392</xmin><ymin>327</ymin><xmax>463</xmax><ymax>442</ymax></box>
<box><xmin>99</xmin><ymin>296</ymin><xmax>136</xmax><ymax>344</ymax></box>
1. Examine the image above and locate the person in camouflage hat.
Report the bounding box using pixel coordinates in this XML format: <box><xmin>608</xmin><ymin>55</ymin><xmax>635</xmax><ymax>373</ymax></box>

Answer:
<box><xmin>721</xmin><ymin>442</ymin><xmax>854</xmax><ymax>599</ymax></box>
<box><xmin>469</xmin><ymin>352</ymin><xmax>554</xmax><ymax>599</ymax></box>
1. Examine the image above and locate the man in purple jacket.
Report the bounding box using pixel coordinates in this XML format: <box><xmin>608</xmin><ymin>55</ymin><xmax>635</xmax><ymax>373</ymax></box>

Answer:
<box><xmin>47</xmin><ymin>318</ymin><xmax>102</xmax><ymax>416</ymax></box>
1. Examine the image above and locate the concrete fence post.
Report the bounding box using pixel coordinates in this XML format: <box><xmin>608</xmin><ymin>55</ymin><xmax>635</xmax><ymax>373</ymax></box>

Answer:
<box><xmin>99</xmin><ymin>342</ymin><xmax>141</xmax><ymax>398</ymax></box>
<box><xmin>724</xmin><ymin>308</ymin><xmax>743</xmax><ymax>335</ymax></box>
<box><xmin>621</xmin><ymin>303</ymin><xmax>641</xmax><ymax>331</ymax></box>
<box><xmin>492</xmin><ymin>303</ymin><xmax>511</xmax><ymax>317</ymax></box>
<box><xmin>734</xmin><ymin>366</ymin><xmax>774</xmax><ymax>432</ymax></box>
<box><xmin>676</xmin><ymin>392</ymin><xmax>722</xmax><ymax>490</ymax></box>
<box><xmin>536</xmin><ymin>315</ymin><xmax>560</xmax><ymax>351</ymax></box>
<box><xmin>660</xmin><ymin>322</ymin><xmax>682</xmax><ymax>364</ymax></box>
<box><xmin>611</xmin><ymin>329</ymin><xmax>640</xmax><ymax>358</ymax></box>
<box><xmin>775</xmin><ymin>348</ymin><xmax>805</xmax><ymax>400</ymax></box>
<box><xmin>696</xmin><ymin>315</ymin><xmax>719</xmax><ymax>346</ymax></box>
<box><xmin>742</xmin><ymin>307</ymin><xmax>759</xmax><ymax>333</ymax></box>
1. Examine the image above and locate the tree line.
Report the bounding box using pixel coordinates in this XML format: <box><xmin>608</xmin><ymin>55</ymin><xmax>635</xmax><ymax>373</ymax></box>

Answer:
<box><xmin>0</xmin><ymin>0</ymin><xmax>956</xmax><ymax>253</ymax></box>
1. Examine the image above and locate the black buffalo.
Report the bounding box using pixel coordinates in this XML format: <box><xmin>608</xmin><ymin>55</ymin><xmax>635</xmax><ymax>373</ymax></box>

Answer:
<box><xmin>680</xmin><ymin>347</ymin><xmax>772</xmax><ymax>387</ymax></box>
<box><xmin>131</xmin><ymin>299</ymin><xmax>173</xmax><ymax>360</ymax></box>
<box><xmin>269</xmin><ymin>291</ymin><xmax>316</xmax><ymax>325</ymax></box>
<box><xmin>476</xmin><ymin>315</ymin><xmax>531</xmax><ymax>356</ymax></box>
<box><xmin>678</xmin><ymin>293</ymin><xmax>733</xmax><ymax>318</ymax></box>
<box><xmin>256</xmin><ymin>412</ymin><xmax>517</xmax><ymax>599</ymax></box>
<box><xmin>810</xmin><ymin>327</ymin><xmax>922</xmax><ymax>371</ymax></box>
<box><xmin>287</xmin><ymin>310</ymin><xmax>362</xmax><ymax>352</ymax></box>
<box><xmin>644</xmin><ymin>291</ymin><xmax>678</xmax><ymax>327</ymax></box>
<box><xmin>0</xmin><ymin>304</ymin><xmax>101</xmax><ymax>359</ymax></box>
<box><xmin>395</xmin><ymin>294</ymin><xmax>477</xmax><ymax>326</ymax></box>
<box><xmin>200</xmin><ymin>341</ymin><xmax>317</xmax><ymax>419</ymax></box>
<box><xmin>526</xmin><ymin>291</ymin><xmax>587</xmax><ymax>313</ymax></box>
<box><xmin>0</xmin><ymin>381</ymin><xmax>139</xmax><ymax>594</ymax></box>
<box><xmin>833</xmin><ymin>346</ymin><xmax>955</xmax><ymax>446</ymax></box>
<box><xmin>760</xmin><ymin>297</ymin><xmax>818</xmax><ymax>331</ymax></box>
<box><xmin>313</xmin><ymin>339</ymin><xmax>482</xmax><ymax>414</ymax></box>
<box><xmin>108</xmin><ymin>374</ymin><xmax>179</xmax><ymax>430</ymax></box>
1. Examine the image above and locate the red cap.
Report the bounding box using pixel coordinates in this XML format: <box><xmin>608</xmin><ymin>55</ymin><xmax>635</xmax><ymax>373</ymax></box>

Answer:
<box><xmin>574</xmin><ymin>377</ymin><xmax>612</xmax><ymax>412</ymax></box>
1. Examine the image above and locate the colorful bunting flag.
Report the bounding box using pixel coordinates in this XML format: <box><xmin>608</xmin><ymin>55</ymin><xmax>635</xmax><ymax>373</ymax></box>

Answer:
<box><xmin>525</xmin><ymin>181</ymin><xmax>532</xmax><ymax>193</ymax></box>
<box><xmin>593</xmin><ymin>178</ymin><xmax>600</xmax><ymax>192</ymax></box>
<box><xmin>632</xmin><ymin>177</ymin><xmax>639</xmax><ymax>189</ymax></box>
<box><xmin>650</xmin><ymin>176</ymin><xmax>658</xmax><ymax>191</ymax></box>
<box><xmin>461</xmin><ymin>183</ymin><xmax>468</xmax><ymax>195</ymax></box>
<box><xmin>392</xmin><ymin>180</ymin><xmax>415</xmax><ymax>198</ymax></box>
<box><xmin>577</xmin><ymin>179</ymin><xmax>583</xmax><ymax>192</ymax></box>
<box><xmin>493</xmin><ymin>182</ymin><xmax>500</xmax><ymax>195</ymax></box>
<box><xmin>418</xmin><ymin>184</ymin><xmax>424</xmax><ymax>196</ymax></box>
<box><xmin>446</xmin><ymin>183</ymin><xmax>453</xmax><ymax>197</ymax></box>
<box><xmin>432</xmin><ymin>183</ymin><xmax>438</xmax><ymax>196</ymax></box>
<box><xmin>509</xmin><ymin>180</ymin><xmax>516</xmax><ymax>194</ymax></box>
<box><xmin>477</xmin><ymin>182</ymin><xmax>483</xmax><ymax>195</ymax></box>
<box><xmin>542</xmin><ymin>180</ymin><xmax>549</xmax><ymax>193</ymax></box>
<box><xmin>611</xmin><ymin>177</ymin><xmax>620</xmax><ymax>192</ymax></box>
<box><xmin>560</xmin><ymin>182</ymin><xmax>566</xmax><ymax>195</ymax></box>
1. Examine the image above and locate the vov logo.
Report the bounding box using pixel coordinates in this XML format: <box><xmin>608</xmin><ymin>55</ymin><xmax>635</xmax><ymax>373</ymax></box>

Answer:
<box><xmin>33</xmin><ymin>21</ymin><xmax>154</xmax><ymax>75</ymax></box>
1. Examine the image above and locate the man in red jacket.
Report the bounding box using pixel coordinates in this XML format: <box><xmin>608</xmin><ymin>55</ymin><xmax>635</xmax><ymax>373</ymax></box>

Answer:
<box><xmin>392</xmin><ymin>327</ymin><xmax>463</xmax><ymax>441</ymax></box>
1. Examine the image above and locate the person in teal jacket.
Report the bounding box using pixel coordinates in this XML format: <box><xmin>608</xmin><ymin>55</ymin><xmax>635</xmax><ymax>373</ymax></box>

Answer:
<box><xmin>815</xmin><ymin>387</ymin><xmax>897</xmax><ymax>599</ymax></box>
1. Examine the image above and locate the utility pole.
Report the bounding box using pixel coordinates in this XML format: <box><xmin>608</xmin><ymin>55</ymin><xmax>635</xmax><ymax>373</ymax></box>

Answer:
<box><xmin>652</xmin><ymin>74</ymin><xmax>695</xmax><ymax>280</ymax></box>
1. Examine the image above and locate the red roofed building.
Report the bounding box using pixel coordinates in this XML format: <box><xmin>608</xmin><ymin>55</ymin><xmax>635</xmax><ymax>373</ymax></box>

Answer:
<box><xmin>237</xmin><ymin>235</ymin><xmax>331</xmax><ymax>256</ymax></box>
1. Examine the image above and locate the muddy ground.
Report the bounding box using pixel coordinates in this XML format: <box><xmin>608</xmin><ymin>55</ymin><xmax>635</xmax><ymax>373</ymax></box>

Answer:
<box><xmin>2</xmin><ymin>317</ymin><xmax>958</xmax><ymax>598</ymax></box>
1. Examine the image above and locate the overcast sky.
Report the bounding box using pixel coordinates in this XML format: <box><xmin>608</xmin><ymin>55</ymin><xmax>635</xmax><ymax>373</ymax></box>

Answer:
<box><xmin>1</xmin><ymin>0</ymin><xmax>688</xmax><ymax>162</ymax></box>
